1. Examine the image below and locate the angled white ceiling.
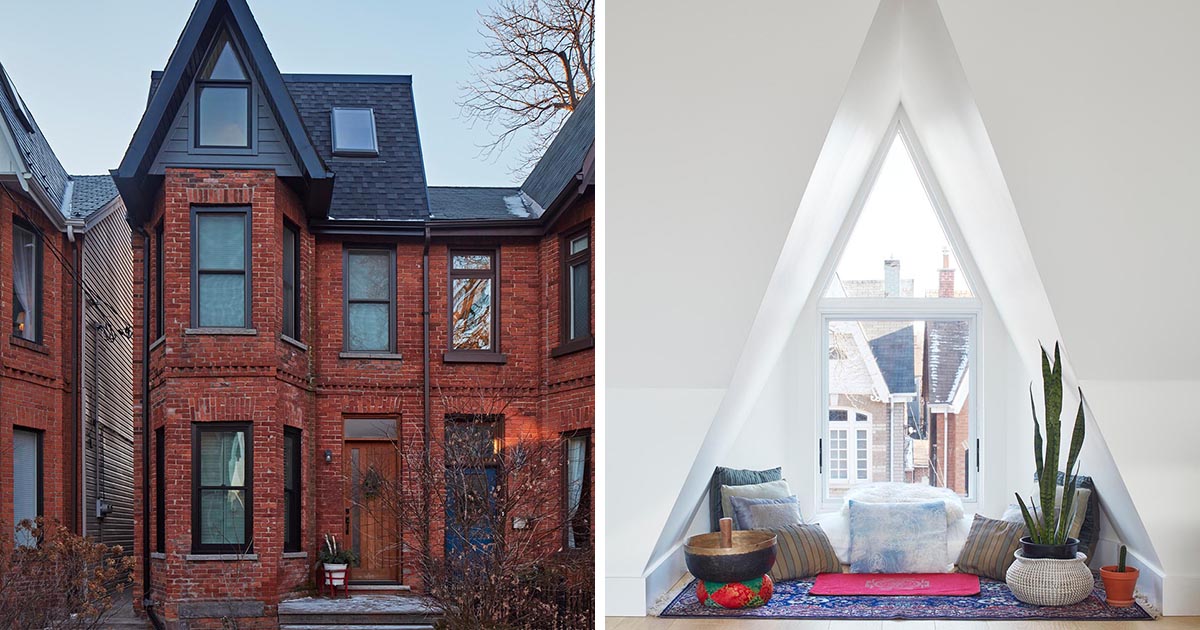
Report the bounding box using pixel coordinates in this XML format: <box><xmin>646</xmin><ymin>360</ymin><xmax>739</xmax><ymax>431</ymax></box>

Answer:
<box><xmin>606</xmin><ymin>0</ymin><xmax>882</xmax><ymax>390</ymax></box>
<box><xmin>615</xmin><ymin>0</ymin><xmax>1187</xmax><ymax>606</ymax></box>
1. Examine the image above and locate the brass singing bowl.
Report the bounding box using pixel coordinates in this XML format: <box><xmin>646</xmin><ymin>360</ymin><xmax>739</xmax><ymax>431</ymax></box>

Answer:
<box><xmin>684</xmin><ymin>530</ymin><xmax>777</xmax><ymax>583</ymax></box>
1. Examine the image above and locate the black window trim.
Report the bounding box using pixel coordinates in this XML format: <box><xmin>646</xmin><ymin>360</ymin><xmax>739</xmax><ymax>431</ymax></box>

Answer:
<box><xmin>561</xmin><ymin>428</ymin><xmax>592</xmax><ymax>551</ymax></box>
<box><xmin>190</xmin><ymin>206</ymin><xmax>252</xmax><ymax>330</ymax></box>
<box><xmin>191</xmin><ymin>422</ymin><xmax>253</xmax><ymax>554</ymax></box>
<box><xmin>552</xmin><ymin>221</ymin><xmax>592</xmax><ymax>357</ymax></box>
<box><xmin>282</xmin><ymin>221</ymin><xmax>301</xmax><ymax>342</ymax></box>
<box><xmin>155</xmin><ymin>426</ymin><xmax>166</xmax><ymax>553</ymax></box>
<box><xmin>283</xmin><ymin>426</ymin><xmax>302</xmax><ymax>553</ymax></box>
<box><xmin>11</xmin><ymin>217</ymin><xmax>44</xmax><ymax>345</ymax></box>
<box><xmin>342</xmin><ymin>245</ymin><xmax>397</xmax><ymax>354</ymax></box>
<box><xmin>192</xmin><ymin>27</ymin><xmax>254</xmax><ymax>150</ymax></box>
<box><xmin>444</xmin><ymin>248</ymin><xmax>506</xmax><ymax>364</ymax></box>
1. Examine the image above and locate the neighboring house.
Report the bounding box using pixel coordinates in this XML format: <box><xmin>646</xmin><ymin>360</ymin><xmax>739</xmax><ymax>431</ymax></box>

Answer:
<box><xmin>110</xmin><ymin>0</ymin><xmax>594</xmax><ymax>626</ymax></box>
<box><xmin>0</xmin><ymin>62</ymin><xmax>133</xmax><ymax>549</ymax></box>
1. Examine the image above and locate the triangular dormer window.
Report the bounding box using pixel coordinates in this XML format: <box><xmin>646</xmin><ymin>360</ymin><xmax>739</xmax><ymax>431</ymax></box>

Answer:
<box><xmin>819</xmin><ymin>119</ymin><xmax>981</xmax><ymax>505</ymax></box>
<box><xmin>194</xmin><ymin>29</ymin><xmax>252</xmax><ymax>148</ymax></box>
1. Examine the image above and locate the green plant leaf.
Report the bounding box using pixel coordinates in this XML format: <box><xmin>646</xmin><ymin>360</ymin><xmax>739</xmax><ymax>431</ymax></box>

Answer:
<box><xmin>1031</xmin><ymin>386</ymin><xmax>1044</xmax><ymax>484</ymax></box>
<box><xmin>1015</xmin><ymin>493</ymin><xmax>1040</xmax><ymax>542</ymax></box>
<box><xmin>1039</xmin><ymin>343</ymin><xmax>1063</xmax><ymax>539</ymax></box>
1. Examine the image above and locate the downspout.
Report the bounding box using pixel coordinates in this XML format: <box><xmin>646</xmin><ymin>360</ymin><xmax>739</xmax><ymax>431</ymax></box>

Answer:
<box><xmin>421</xmin><ymin>226</ymin><xmax>432</xmax><ymax>591</ymax></box>
<box><xmin>90</xmin><ymin>314</ymin><xmax>102</xmax><ymax>539</ymax></box>
<box><xmin>134</xmin><ymin>226</ymin><xmax>163</xmax><ymax>630</ymax></box>
<box><xmin>73</xmin><ymin>231</ymin><xmax>83</xmax><ymax>535</ymax></box>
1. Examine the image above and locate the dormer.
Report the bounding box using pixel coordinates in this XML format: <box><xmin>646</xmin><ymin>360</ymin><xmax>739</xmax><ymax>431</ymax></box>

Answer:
<box><xmin>113</xmin><ymin>0</ymin><xmax>333</xmax><ymax>227</ymax></box>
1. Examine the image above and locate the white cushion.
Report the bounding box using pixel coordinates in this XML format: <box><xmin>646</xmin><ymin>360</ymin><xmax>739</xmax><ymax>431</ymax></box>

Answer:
<box><xmin>840</xmin><ymin>482</ymin><xmax>964</xmax><ymax>524</ymax></box>
<box><xmin>812</xmin><ymin>509</ymin><xmax>973</xmax><ymax>567</ymax></box>
<box><xmin>1000</xmin><ymin>487</ymin><xmax>1090</xmax><ymax>540</ymax></box>
<box><xmin>719</xmin><ymin>479</ymin><xmax>792</xmax><ymax>522</ymax></box>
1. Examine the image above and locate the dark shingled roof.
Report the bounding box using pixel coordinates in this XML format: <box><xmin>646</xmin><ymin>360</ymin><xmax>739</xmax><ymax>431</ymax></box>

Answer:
<box><xmin>285</xmin><ymin>75</ymin><xmax>428</xmax><ymax>221</ymax></box>
<box><xmin>0</xmin><ymin>62</ymin><xmax>70</xmax><ymax>216</ymax></box>
<box><xmin>70</xmin><ymin>175</ymin><xmax>120</xmax><ymax>218</ymax></box>
<box><xmin>926</xmin><ymin>320</ymin><xmax>970</xmax><ymax>404</ymax></box>
<box><xmin>427</xmin><ymin>186</ymin><xmax>532</xmax><ymax>221</ymax></box>
<box><xmin>868</xmin><ymin>325</ymin><xmax>917</xmax><ymax>395</ymax></box>
<box><xmin>520</xmin><ymin>90</ymin><xmax>594</xmax><ymax>212</ymax></box>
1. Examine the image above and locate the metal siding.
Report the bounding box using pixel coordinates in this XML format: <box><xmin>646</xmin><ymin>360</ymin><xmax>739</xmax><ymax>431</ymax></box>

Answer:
<box><xmin>82</xmin><ymin>206</ymin><xmax>135</xmax><ymax>550</ymax></box>
<box><xmin>150</xmin><ymin>83</ymin><xmax>301</xmax><ymax>176</ymax></box>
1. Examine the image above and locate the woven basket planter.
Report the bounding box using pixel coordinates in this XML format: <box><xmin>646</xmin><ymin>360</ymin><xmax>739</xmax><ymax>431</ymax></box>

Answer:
<box><xmin>1005</xmin><ymin>550</ymin><xmax>1093</xmax><ymax>606</ymax></box>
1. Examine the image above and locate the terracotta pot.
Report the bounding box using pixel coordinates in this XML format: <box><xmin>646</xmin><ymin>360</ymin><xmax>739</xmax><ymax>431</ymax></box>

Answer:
<box><xmin>1100</xmin><ymin>565</ymin><xmax>1139</xmax><ymax>607</ymax></box>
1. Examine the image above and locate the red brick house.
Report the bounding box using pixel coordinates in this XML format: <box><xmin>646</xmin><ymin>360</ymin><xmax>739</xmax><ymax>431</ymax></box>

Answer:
<box><xmin>110</xmin><ymin>0</ymin><xmax>594</xmax><ymax>625</ymax></box>
<box><xmin>2</xmin><ymin>61</ymin><xmax>134</xmax><ymax>552</ymax></box>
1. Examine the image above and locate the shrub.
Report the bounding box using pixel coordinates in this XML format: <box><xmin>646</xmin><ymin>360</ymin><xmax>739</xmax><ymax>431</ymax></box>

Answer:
<box><xmin>0</xmin><ymin>519</ymin><xmax>134</xmax><ymax>629</ymax></box>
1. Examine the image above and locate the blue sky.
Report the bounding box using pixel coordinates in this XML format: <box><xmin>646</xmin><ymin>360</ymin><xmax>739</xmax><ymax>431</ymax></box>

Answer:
<box><xmin>0</xmin><ymin>0</ymin><xmax>524</xmax><ymax>185</ymax></box>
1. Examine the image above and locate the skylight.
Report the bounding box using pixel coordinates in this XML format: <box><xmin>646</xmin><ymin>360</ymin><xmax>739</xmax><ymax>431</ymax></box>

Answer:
<box><xmin>331</xmin><ymin>108</ymin><xmax>379</xmax><ymax>157</ymax></box>
<box><xmin>826</xmin><ymin>133</ymin><xmax>973</xmax><ymax>299</ymax></box>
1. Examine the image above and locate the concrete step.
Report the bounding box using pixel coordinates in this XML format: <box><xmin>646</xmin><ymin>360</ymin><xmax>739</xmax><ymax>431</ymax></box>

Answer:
<box><xmin>347</xmin><ymin>583</ymin><xmax>412</xmax><ymax>594</ymax></box>
<box><xmin>277</xmin><ymin>595</ymin><xmax>441</xmax><ymax>627</ymax></box>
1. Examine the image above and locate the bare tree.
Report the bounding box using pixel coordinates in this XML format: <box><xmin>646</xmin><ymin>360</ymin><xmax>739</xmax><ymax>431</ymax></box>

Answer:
<box><xmin>460</xmin><ymin>0</ymin><xmax>595</xmax><ymax>175</ymax></box>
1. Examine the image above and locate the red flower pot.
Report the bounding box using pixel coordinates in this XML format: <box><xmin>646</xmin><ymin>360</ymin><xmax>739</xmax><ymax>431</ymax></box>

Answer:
<box><xmin>1099</xmin><ymin>565</ymin><xmax>1139</xmax><ymax>607</ymax></box>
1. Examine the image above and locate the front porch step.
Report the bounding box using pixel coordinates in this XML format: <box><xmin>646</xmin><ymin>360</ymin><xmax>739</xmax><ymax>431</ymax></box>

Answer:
<box><xmin>277</xmin><ymin>595</ymin><xmax>441</xmax><ymax>627</ymax></box>
<box><xmin>347</xmin><ymin>583</ymin><xmax>412</xmax><ymax>594</ymax></box>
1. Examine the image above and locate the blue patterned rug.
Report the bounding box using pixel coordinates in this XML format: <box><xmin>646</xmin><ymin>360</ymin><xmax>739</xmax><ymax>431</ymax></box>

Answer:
<box><xmin>661</xmin><ymin>573</ymin><xmax>1152</xmax><ymax>620</ymax></box>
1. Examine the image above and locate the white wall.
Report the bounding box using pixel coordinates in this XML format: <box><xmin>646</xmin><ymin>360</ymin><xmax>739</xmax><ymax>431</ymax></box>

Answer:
<box><xmin>606</xmin><ymin>0</ymin><xmax>1200</xmax><ymax>616</ymax></box>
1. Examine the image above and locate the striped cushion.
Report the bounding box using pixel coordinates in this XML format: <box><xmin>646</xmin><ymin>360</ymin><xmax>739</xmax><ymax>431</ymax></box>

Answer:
<box><xmin>956</xmin><ymin>514</ymin><xmax>1027</xmax><ymax>580</ymax></box>
<box><xmin>768</xmin><ymin>523</ymin><xmax>841</xmax><ymax>581</ymax></box>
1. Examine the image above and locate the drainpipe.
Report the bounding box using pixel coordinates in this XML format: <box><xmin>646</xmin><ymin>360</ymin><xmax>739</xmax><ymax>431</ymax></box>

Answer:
<box><xmin>421</xmin><ymin>226</ymin><xmax>432</xmax><ymax>591</ymax></box>
<box><xmin>134</xmin><ymin>226</ymin><xmax>163</xmax><ymax>630</ymax></box>
<box><xmin>73</xmin><ymin>234</ymin><xmax>83</xmax><ymax>535</ymax></box>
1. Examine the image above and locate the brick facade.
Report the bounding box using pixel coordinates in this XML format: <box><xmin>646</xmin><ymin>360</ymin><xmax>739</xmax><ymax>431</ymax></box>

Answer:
<box><xmin>0</xmin><ymin>189</ymin><xmax>78</xmax><ymax>542</ymax></box>
<box><xmin>133</xmin><ymin>169</ymin><xmax>594</xmax><ymax>625</ymax></box>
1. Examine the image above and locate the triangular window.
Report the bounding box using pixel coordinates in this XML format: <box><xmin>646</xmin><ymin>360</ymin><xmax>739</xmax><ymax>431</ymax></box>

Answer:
<box><xmin>825</xmin><ymin>133</ymin><xmax>973</xmax><ymax>299</ymax></box>
<box><xmin>819</xmin><ymin>122</ymin><xmax>980</xmax><ymax>504</ymax></box>
<box><xmin>200</xmin><ymin>31</ymin><xmax>248</xmax><ymax>81</ymax></box>
<box><xmin>194</xmin><ymin>29</ymin><xmax>252</xmax><ymax>149</ymax></box>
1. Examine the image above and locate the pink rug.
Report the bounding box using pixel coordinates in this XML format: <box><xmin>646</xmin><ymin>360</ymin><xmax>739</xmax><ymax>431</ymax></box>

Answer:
<box><xmin>809</xmin><ymin>572</ymin><xmax>981</xmax><ymax>596</ymax></box>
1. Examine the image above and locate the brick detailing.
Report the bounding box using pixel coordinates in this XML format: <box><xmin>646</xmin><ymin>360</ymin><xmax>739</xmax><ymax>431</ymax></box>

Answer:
<box><xmin>133</xmin><ymin>169</ymin><xmax>594</xmax><ymax>626</ymax></box>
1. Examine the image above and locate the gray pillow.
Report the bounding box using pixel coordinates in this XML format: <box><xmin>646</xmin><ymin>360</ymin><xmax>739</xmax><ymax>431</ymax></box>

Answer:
<box><xmin>729</xmin><ymin>495</ymin><xmax>801</xmax><ymax>530</ymax></box>
<box><xmin>721</xmin><ymin>480</ymin><xmax>792</xmax><ymax>525</ymax></box>
<box><xmin>708</xmin><ymin>466</ymin><xmax>781</xmax><ymax>531</ymax></box>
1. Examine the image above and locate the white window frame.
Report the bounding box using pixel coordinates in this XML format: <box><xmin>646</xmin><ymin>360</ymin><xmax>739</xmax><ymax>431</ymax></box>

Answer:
<box><xmin>815</xmin><ymin>110</ymin><xmax>984</xmax><ymax>511</ymax></box>
<box><xmin>827</xmin><ymin>407</ymin><xmax>872</xmax><ymax>487</ymax></box>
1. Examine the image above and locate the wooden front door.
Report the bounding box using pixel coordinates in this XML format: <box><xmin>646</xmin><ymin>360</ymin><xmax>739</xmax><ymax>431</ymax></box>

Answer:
<box><xmin>345</xmin><ymin>440</ymin><xmax>399</xmax><ymax>582</ymax></box>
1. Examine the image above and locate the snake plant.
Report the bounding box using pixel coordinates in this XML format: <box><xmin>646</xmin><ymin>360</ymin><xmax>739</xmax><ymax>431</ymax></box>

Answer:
<box><xmin>1015</xmin><ymin>342</ymin><xmax>1086</xmax><ymax>545</ymax></box>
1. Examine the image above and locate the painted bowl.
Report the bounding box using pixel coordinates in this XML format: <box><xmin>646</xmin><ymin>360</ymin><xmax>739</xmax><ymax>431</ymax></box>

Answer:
<box><xmin>684</xmin><ymin>530</ymin><xmax>777</xmax><ymax>584</ymax></box>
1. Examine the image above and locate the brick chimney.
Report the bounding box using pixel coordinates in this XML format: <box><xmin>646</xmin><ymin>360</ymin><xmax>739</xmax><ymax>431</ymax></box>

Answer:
<box><xmin>938</xmin><ymin>248</ymin><xmax>955</xmax><ymax>298</ymax></box>
<box><xmin>884</xmin><ymin>259</ymin><xmax>901</xmax><ymax>297</ymax></box>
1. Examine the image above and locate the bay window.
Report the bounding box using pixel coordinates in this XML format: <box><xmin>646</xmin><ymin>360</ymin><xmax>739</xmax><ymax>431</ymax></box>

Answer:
<box><xmin>192</xmin><ymin>208</ymin><xmax>250</xmax><ymax>329</ymax></box>
<box><xmin>192</xmin><ymin>423</ymin><xmax>252</xmax><ymax>553</ymax></box>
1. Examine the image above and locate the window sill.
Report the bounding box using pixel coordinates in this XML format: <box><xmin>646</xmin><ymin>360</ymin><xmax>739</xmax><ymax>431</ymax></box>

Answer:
<box><xmin>339</xmin><ymin>351</ymin><xmax>403</xmax><ymax>361</ymax></box>
<box><xmin>150</xmin><ymin>552</ymin><xmax>166</xmax><ymax>560</ymax></box>
<box><xmin>443</xmin><ymin>350</ymin><xmax>508</xmax><ymax>364</ymax></box>
<box><xmin>280</xmin><ymin>334</ymin><xmax>308</xmax><ymax>352</ymax></box>
<box><xmin>185</xmin><ymin>553</ymin><xmax>258</xmax><ymax>561</ymax></box>
<box><xmin>185</xmin><ymin>327</ymin><xmax>258</xmax><ymax>336</ymax></box>
<box><xmin>282</xmin><ymin>551</ymin><xmax>307</xmax><ymax>559</ymax></box>
<box><xmin>551</xmin><ymin>337</ymin><xmax>593</xmax><ymax>358</ymax></box>
<box><xmin>150</xmin><ymin>336</ymin><xmax>166</xmax><ymax>351</ymax></box>
<box><xmin>9</xmin><ymin>335</ymin><xmax>48</xmax><ymax>354</ymax></box>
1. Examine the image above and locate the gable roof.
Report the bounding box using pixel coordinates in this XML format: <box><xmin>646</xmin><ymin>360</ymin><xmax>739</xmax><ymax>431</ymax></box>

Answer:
<box><xmin>868</xmin><ymin>325</ymin><xmax>917</xmax><ymax>395</ymax></box>
<box><xmin>520</xmin><ymin>89</ymin><xmax>594</xmax><ymax>213</ymax></box>
<box><xmin>69</xmin><ymin>175</ymin><xmax>120</xmax><ymax>219</ymax></box>
<box><xmin>0</xmin><ymin>61</ymin><xmax>70</xmax><ymax>218</ymax></box>
<box><xmin>925</xmin><ymin>319</ymin><xmax>969</xmax><ymax>405</ymax></box>
<box><xmin>113</xmin><ymin>0</ymin><xmax>332</xmax><ymax>224</ymax></box>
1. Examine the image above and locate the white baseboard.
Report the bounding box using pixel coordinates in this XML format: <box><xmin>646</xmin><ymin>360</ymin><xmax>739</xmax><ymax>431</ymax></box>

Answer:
<box><xmin>1162</xmin><ymin>574</ymin><xmax>1200</xmax><ymax>616</ymax></box>
<box><xmin>605</xmin><ymin>576</ymin><xmax>648</xmax><ymax>617</ymax></box>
